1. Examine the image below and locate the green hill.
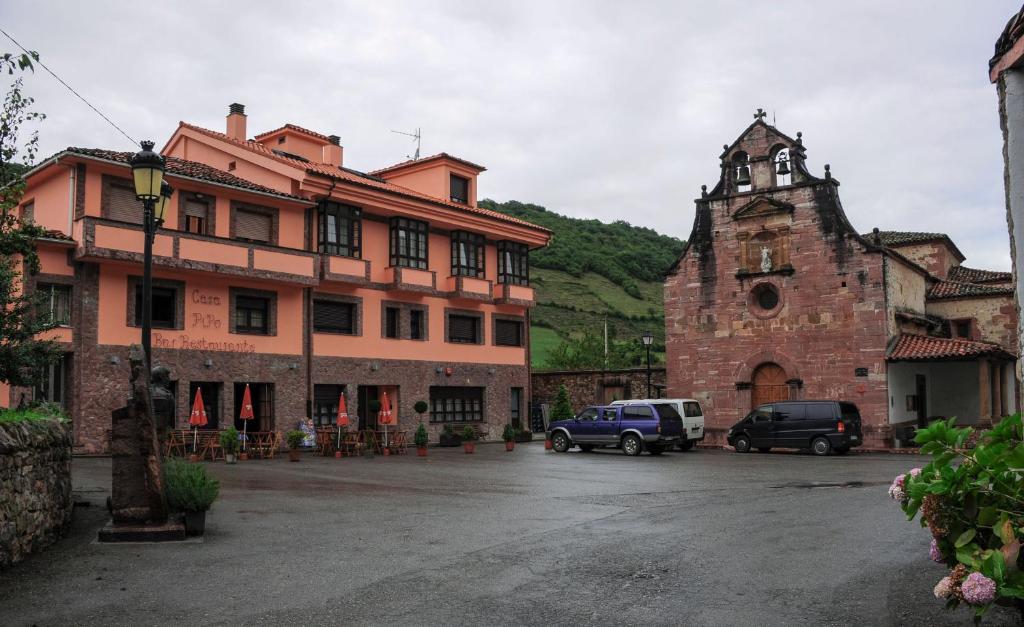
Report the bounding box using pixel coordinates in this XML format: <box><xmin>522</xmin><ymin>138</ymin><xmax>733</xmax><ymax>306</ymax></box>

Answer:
<box><xmin>479</xmin><ymin>199</ymin><xmax>686</xmax><ymax>369</ymax></box>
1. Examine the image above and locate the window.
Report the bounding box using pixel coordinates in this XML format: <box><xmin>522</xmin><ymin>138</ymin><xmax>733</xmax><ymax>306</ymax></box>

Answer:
<box><xmin>314</xmin><ymin>300</ymin><xmax>355</xmax><ymax>334</ymax></box>
<box><xmin>448</xmin><ymin>313</ymin><xmax>481</xmax><ymax>344</ymax></box>
<box><xmin>410</xmin><ymin>309</ymin><xmax>424</xmax><ymax>340</ymax></box>
<box><xmin>35</xmin><ymin>354</ymin><xmax>66</xmax><ymax>407</ymax></box>
<box><xmin>622</xmin><ymin>405</ymin><xmax>655</xmax><ymax>420</ymax></box>
<box><xmin>235</xmin><ymin>296</ymin><xmax>269</xmax><ymax>334</ymax></box>
<box><xmin>430</xmin><ymin>386</ymin><xmax>484</xmax><ymax>423</ymax></box>
<box><xmin>384</xmin><ymin>307</ymin><xmax>399</xmax><ymax>339</ymax></box>
<box><xmin>654</xmin><ymin>404</ymin><xmax>682</xmax><ymax>420</ymax></box>
<box><xmin>682</xmin><ymin>401</ymin><xmax>703</xmax><ymax>418</ymax></box>
<box><xmin>510</xmin><ymin>387</ymin><xmax>523</xmax><ymax>427</ymax></box>
<box><xmin>953</xmin><ymin>319</ymin><xmax>972</xmax><ymax>339</ymax></box>
<box><xmin>390</xmin><ymin>217</ymin><xmax>428</xmax><ymax>269</ymax></box>
<box><xmin>450</xmin><ymin>174</ymin><xmax>469</xmax><ymax>204</ymax></box>
<box><xmin>805</xmin><ymin>403</ymin><xmax>836</xmax><ymax>421</ymax></box>
<box><xmin>134</xmin><ymin>286</ymin><xmax>177</xmax><ymax>329</ymax></box>
<box><xmin>602</xmin><ymin>407</ymin><xmax>618</xmax><ymax>421</ymax></box>
<box><xmin>575</xmin><ymin>408</ymin><xmax>598</xmax><ymax>421</ymax></box>
<box><xmin>182</xmin><ymin>198</ymin><xmax>211</xmax><ymax>235</ymax></box>
<box><xmin>313</xmin><ymin>384</ymin><xmax>346</xmax><ymax>427</ymax></box>
<box><xmin>752</xmin><ymin>406</ymin><xmax>773</xmax><ymax>422</ymax></box>
<box><xmin>752</xmin><ymin>283</ymin><xmax>780</xmax><ymax>311</ymax></box>
<box><xmin>494</xmin><ymin>318</ymin><xmax>523</xmax><ymax>347</ymax></box>
<box><xmin>105</xmin><ymin>179</ymin><xmax>143</xmax><ymax>224</ymax></box>
<box><xmin>451</xmin><ymin>231</ymin><xmax>484</xmax><ymax>277</ymax></box>
<box><xmin>36</xmin><ymin>283</ymin><xmax>71</xmax><ymax>326</ymax></box>
<box><xmin>318</xmin><ymin>201</ymin><xmax>361</xmax><ymax>258</ymax></box>
<box><xmin>233</xmin><ymin>207</ymin><xmax>273</xmax><ymax>243</ymax></box>
<box><xmin>498</xmin><ymin>240</ymin><xmax>529</xmax><ymax>286</ymax></box>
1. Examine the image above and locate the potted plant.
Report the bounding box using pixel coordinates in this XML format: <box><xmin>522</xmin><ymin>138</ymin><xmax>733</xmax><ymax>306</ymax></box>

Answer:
<box><xmin>220</xmin><ymin>426</ymin><xmax>240</xmax><ymax>464</ymax></box>
<box><xmin>414</xmin><ymin>400</ymin><xmax>429</xmax><ymax>422</ymax></box>
<box><xmin>163</xmin><ymin>458</ymin><xmax>219</xmax><ymax>536</ymax></box>
<box><xmin>414</xmin><ymin>422</ymin><xmax>429</xmax><ymax>456</ymax></box>
<box><xmin>502</xmin><ymin>424</ymin><xmax>516</xmax><ymax>452</ymax></box>
<box><xmin>439</xmin><ymin>424</ymin><xmax>461</xmax><ymax>447</ymax></box>
<box><xmin>286</xmin><ymin>430</ymin><xmax>305</xmax><ymax>462</ymax></box>
<box><xmin>462</xmin><ymin>425</ymin><xmax>477</xmax><ymax>454</ymax></box>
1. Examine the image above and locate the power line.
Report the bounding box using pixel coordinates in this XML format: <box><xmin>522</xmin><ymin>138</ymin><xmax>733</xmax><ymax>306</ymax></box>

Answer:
<box><xmin>1</xmin><ymin>27</ymin><xmax>138</xmax><ymax>147</ymax></box>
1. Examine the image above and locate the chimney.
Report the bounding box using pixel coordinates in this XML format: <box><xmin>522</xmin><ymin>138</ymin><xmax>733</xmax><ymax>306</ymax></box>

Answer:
<box><xmin>322</xmin><ymin>134</ymin><xmax>343</xmax><ymax>167</ymax></box>
<box><xmin>226</xmin><ymin>103</ymin><xmax>247</xmax><ymax>141</ymax></box>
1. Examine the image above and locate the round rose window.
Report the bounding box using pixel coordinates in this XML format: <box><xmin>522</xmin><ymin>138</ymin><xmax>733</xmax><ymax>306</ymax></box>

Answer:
<box><xmin>755</xmin><ymin>284</ymin><xmax>779</xmax><ymax>310</ymax></box>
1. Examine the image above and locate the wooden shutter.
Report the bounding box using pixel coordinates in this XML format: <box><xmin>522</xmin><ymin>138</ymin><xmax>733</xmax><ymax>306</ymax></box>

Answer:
<box><xmin>107</xmin><ymin>184</ymin><xmax>143</xmax><ymax>224</ymax></box>
<box><xmin>495</xmin><ymin>319</ymin><xmax>522</xmax><ymax>346</ymax></box>
<box><xmin>314</xmin><ymin>300</ymin><xmax>354</xmax><ymax>333</ymax></box>
<box><xmin>234</xmin><ymin>209</ymin><xmax>272</xmax><ymax>242</ymax></box>
<box><xmin>449</xmin><ymin>315</ymin><xmax>478</xmax><ymax>343</ymax></box>
<box><xmin>184</xmin><ymin>200</ymin><xmax>208</xmax><ymax>218</ymax></box>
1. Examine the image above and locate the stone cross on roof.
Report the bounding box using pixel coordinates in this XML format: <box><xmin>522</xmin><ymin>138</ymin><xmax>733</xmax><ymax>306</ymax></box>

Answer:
<box><xmin>754</xmin><ymin>108</ymin><xmax>767</xmax><ymax>121</ymax></box>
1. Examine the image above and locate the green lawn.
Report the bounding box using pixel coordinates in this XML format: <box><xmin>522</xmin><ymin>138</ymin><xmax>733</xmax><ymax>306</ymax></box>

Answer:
<box><xmin>529</xmin><ymin>326</ymin><xmax>563</xmax><ymax>368</ymax></box>
<box><xmin>531</xmin><ymin>268</ymin><xmax>661</xmax><ymax>318</ymax></box>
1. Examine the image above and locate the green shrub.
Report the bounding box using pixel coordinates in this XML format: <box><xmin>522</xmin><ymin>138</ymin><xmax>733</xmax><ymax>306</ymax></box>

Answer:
<box><xmin>551</xmin><ymin>385</ymin><xmax>573</xmax><ymax>422</ymax></box>
<box><xmin>163</xmin><ymin>459</ymin><xmax>219</xmax><ymax>512</ymax></box>
<box><xmin>414</xmin><ymin>423</ymin><xmax>429</xmax><ymax>447</ymax></box>
<box><xmin>891</xmin><ymin>415</ymin><xmax>1024</xmax><ymax>621</ymax></box>
<box><xmin>0</xmin><ymin>406</ymin><xmax>65</xmax><ymax>423</ymax></box>
<box><xmin>413</xmin><ymin>400</ymin><xmax>429</xmax><ymax>416</ymax></box>
<box><xmin>502</xmin><ymin>424</ymin><xmax>516</xmax><ymax>442</ymax></box>
<box><xmin>219</xmin><ymin>426</ymin><xmax>239</xmax><ymax>454</ymax></box>
<box><xmin>461</xmin><ymin>425</ymin><xmax>477</xmax><ymax>442</ymax></box>
<box><xmin>286</xmin><ymin>430</ymin><xmax>306</xmax><ymax>449</ymax></box>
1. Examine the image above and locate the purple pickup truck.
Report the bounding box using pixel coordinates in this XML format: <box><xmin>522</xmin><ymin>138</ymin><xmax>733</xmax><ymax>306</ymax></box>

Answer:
<box><xmin>547</xmin><ymin>403</ymin><xmax>685</xmax><ymax>456</ymax></box>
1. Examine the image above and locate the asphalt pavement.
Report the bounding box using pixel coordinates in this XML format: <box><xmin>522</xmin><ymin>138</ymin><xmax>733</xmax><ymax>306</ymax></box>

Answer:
<box><xmin>0</xmin><ymin>443</ymin><xmax>1019</xmax><ymax>626</ymax></box>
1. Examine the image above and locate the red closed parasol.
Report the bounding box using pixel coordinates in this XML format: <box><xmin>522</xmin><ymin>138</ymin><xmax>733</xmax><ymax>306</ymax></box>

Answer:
<box><xmin>189</xmin><ymin>387</ymin><xmax>208</xmax><ymax>454</ymax></box>
<box><xmin>336</xmin><ymin>392</ymin><xmax>349</xmax><ymax>452</ymax></box>
<box><xmin>239</xmin><ymin>383</ymin><xmax>254</xmax><ymax>451</ymax></box>
<box><xmin>378</xmin><ymin>392</ymin><xmax>393</xmax><ymax>447</ymax></box>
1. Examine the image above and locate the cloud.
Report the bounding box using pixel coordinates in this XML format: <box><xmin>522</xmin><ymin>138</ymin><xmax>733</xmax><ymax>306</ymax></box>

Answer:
<box><xmin>1</xmin><ymin>0</ymin><xmax>1018</xmax><ymax>269</ymax></box>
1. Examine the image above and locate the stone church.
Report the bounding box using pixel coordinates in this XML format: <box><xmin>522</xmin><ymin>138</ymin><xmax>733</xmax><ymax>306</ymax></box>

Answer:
<box><xmin>664</xmin><ymin>114</ymin><xmax>1018</xmax><ymax>448</ymax></box>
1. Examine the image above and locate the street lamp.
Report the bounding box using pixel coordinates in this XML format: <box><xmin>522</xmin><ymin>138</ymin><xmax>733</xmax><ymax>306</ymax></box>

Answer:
<box><xmin>130</xmin><ymin>140</ymin><xmax>168</xmax><ymax>372</ymax></box>
<box><xmin>641</xmin><ymin>330</ymin><xmax>654</xmax><ymax>398</ymax></box>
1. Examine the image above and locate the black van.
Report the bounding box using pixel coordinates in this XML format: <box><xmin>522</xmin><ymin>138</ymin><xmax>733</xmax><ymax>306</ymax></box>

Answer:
<box><xmin>726</xmin><ymin>401</ymin><xmax>863</xmax><ymax>456</ymax></box>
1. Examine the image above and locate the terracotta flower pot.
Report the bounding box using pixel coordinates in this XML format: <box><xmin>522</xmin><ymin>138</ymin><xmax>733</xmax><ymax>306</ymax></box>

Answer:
<box><xmin>463</xmin><ymin>442</ymin><xmax>475</xmax><ymax>454</ymax></box>
<box><xmin>189</xmin><ymin>454</ymin><xmax>200</xmax><ymax>463</ymax></box>
<box><xmin>544</xmin><ymin>439</ymin><xmax>553</xmax><ymax>450</ymax></box>
<box><xmin>417</xmin><ymin>446</ymin><xmax>427</xmax><ymax>457</ymax></box>
<box><xmin>383</xmin><ymin>447</ymin><xmax>391</xmax><ymax>456</ymax></box>
<box><xmin>239</xmin><ymin>452</ymin><xmax>249</xmax><ymax>461</ymax></box>
<box><xmin>225</xmin><ymin>453</ymin><xmax>237</xmax><ymax>464</ymax></box>
<box><xmin>334</xmin><ymin>450</ymin><xmax>342</xmax><ymax>459</ymax></box>
<box><xmin>505</xmin><ymin>441</ymin><xmax>515</xmax><ymax>452</ymax></box>
<box><xmin>288</xmin><ymin>449</ymin><xmax>301</xmax><ymax>462</ymax></box>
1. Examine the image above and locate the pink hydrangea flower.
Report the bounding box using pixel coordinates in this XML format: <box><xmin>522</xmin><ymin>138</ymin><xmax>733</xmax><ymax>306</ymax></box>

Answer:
<box><xmin>929</xmin><ymin>538</ymin><xmax>943</xmax><ymax>562</ymax></box>
<box><xmin>888</xmin><ymin>475</ymin><xmax>907</xmax><ymax>500</ymax></box>
<box><xmin>933</xmin><ymin>576</ymin><xmax>955</xmax><ymax>599</ymax></box>
<box><xmin>961</xmin><ymin>572</ymin><xmax>996</xmax><ymax>605</ymax></box>
<box><xmin>909</xmin><ymin>467</ymin><xmax>922</xmax><ymax>477</ymax></box>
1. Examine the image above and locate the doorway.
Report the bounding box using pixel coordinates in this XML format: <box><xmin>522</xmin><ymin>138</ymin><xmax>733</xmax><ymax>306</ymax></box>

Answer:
<box><xmin>751</xmin><ymin>363</ymin><xmax>789</xmax><ymax>408</ymax></box>
<box><xmin>188</xmin><ymin>382</ymin><xmax>220</xmax><ymax>430</ymax></box>
<box><xmin>915</xmin><ymin>374</ymin><xmax>928</xmax><ymax>428</ymax></box>
<box><xmin>233</xmin><ymin>383</ymin><xmax>274</xmax><ymax>432</ymax></box>
<box><xmin>358</xmin><ymin>385</ymin><xmax>379</xmax><ymax>431</ymax></box>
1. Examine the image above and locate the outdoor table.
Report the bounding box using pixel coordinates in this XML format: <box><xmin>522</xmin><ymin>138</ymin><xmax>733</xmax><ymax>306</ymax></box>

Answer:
<box><xmin>376</xmin><ymin>429</ymin><xmax>407</xmax><ymax>454</ymax></box>
<box><xmin>315</xmin><ymin>429</ymin><xmax>336</xmax><ymax>456</ymax></box>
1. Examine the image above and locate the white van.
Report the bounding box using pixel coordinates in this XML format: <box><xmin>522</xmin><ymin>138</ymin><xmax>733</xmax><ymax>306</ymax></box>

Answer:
<box><xmin>611</xmin><ymin>398</ymin><xmax>705</xmax><ymax>451</ymax></box>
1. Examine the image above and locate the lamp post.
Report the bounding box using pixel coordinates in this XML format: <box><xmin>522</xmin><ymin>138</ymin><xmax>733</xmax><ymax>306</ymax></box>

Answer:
<box><xmin>641</xmin><ymin>330</ymin><xmax>654</xmax><ymax>398</ymax></box>
<box><xmin>129</xmin><ymin>140</ymin><xmax>171</xmax><ymax>372</ymax></box>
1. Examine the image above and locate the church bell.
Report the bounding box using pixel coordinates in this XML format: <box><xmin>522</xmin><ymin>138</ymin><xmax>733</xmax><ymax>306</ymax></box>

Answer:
<box><xmin>776</xmin><ymin>156</ymin><xmax>791</xmax><ymax>176</ymax></box>
<box><xmin>736</xmin><ymin>165</ymin><xmax>751</xmax><ymax>186</ymax></box>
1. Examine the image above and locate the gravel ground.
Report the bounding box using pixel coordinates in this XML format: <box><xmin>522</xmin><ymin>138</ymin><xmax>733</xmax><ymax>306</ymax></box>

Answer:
<box><xmin>0</xmin><ymin>443</ymin><xmax>1020</xmax><ymax>626</ymax></box>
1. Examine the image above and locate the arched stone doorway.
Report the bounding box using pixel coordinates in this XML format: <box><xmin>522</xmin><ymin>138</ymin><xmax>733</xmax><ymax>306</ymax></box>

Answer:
<box><xmin>751</xmin><ymin>362</ymin><xmax>789</xmax><ymax>408</ymax></box>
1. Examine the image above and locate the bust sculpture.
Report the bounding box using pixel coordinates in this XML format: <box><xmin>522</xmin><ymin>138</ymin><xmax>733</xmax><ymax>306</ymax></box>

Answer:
<box><xmin>760</xmin><ymin>246</ymin><xmax>773</xmax><ymax>273</ymax></box>
<box><xmin>150</xmin><ymin>366</ymin><xmax>175</xmax><ymax>428</ymax></box>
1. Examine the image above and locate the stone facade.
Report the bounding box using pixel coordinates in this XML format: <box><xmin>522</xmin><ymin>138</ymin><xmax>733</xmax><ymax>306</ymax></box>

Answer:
<box><xmin>0</xmin><ymin>418</ymin><xmax>73</xmax><ymax>569</ymax></box>
<box><xmin>532</xmin><ymin>367</ymin><xmax>666</xmax><ymax>414</ymax></box>
<box><xmin>665</xmin><ymin>117</ymin><xmax>1018</xmax><ymax>448</ymax></box>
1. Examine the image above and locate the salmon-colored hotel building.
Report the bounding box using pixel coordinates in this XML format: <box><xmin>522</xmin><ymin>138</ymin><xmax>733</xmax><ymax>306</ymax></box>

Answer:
<box><xmin>4</xmin><ymin>104</ymin><xmax>550</xmax><ymax>453</ymax></box>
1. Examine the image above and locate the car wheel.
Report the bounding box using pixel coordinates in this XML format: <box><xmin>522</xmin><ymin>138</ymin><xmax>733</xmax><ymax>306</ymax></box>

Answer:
<box><xmin>811</xmin><ymin>437</ymin><xmax>832</xmax><ymax>456</ymax></box>
<box><xmin>579</xmin><ymin>444</ymin><xmax>594</xmax><ymax>453</ymax></box>
<box><xmin>678</xmin><ymin>440</ymin><xmax>695</xmax><ymax>452</ymax></box>
<box><xmin>621</xmin><ymin>434</ymin><xmax>642</xmax><ymax>456</ymax></box>
<box><xmin>757</xmin><ymin>447</ymin><xmax>771</xmax><ymax>453</ymax></box>
<box><xmin>733</xmin><ymin>435</ymin><xmax>751</xmax><ymax>453</ymax></box>
<box><xmin>648</xmin><ymin>444</ymin><xmax>665</xmax><ymax>455</ymax></box>
<box><xmin>834</xmin><ymin>446</ymin><xmax>849</xmax><ymax>455</ymax></box>
<box><xmin>551</xmin><ymin>431</ymin><xmax>571</xmax><ymax>453</ymax></box>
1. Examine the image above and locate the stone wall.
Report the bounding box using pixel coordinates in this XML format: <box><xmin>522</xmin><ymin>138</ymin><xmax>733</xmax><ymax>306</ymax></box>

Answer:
<box><xmin>0</xmin><ymin>418</ymin><xmax>73</xmax><ymax>569</ymax></box>
<box><xmin>532</xmin><ymin>367</ymin><xmax>667</xmax><ymax>415</ymax></box>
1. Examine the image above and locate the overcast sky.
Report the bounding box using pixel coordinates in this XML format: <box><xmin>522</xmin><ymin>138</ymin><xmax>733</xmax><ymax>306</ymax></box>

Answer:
<box><xmin>2</xmin><ymin>1</ymin><xmax>1020</xmax><ymax>269</ymax></box>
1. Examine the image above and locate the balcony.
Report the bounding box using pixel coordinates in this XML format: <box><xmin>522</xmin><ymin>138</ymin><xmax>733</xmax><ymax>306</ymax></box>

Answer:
<box><xmin>494</xmin><ymin>282</ymin><xmax>535</xmax><ymax>306</ymax></box>
<box><xmin>78</xmin><ymin>217</ymin><xmax>319</xmax><ymax>286</ymax></box>
<box><xmin>321</xmin><ymin>254</ymin><xmax>370</xmax><ymax>285</ymax></box>
<box><xmin>384</xmin><ymin>265</ymin><xmax>436</xmax><ymax>293</ymax></box>
<box><xmin>444</xmin><ymin>275</ymin><xmax>492</xmax><ymax>302</ymax></box>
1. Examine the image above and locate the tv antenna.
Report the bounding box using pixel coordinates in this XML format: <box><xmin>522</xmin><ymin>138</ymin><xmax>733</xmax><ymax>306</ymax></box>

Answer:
<box><xmin>391</xmin><ymin>127</ymin><xmax>421</xmax><ymax>160</ymax></box>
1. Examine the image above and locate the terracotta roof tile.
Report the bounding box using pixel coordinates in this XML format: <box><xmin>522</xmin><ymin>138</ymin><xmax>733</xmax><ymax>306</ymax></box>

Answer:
<box><xmin>39</xmin><ymin>229</ymin><xmax>74</xmax><ymax>242</ymax></box>
<box><xmin>862</xmin><ymin>230</ymin><xmax>966</xmax><ymax>262</ymax></box>
<box><xmin>58</xmin><ymin>147</ymin><xmax>307</xmax><ymax>201</ymax></box>
<box><xmin>927</xmin><ymin>280</ymin><xmax>1014</xmax><ymax>300</ymax></box>
<box><xmin>887</xmin><ymin>334</ymin><xmax>1013</xmax><ymax>361</ymax></box>
<box><xmin>369</xmin><ymin>152</ymin><xmax>487</xmax><ymax>175</ymax></box>
<box><xmin>253</xmin><ymin>124</ymin><xmax>331</xmax><ymax>143</ymax></box>
<box><xmin>947</xmin><ymin>265</ymin><xmax>1013</xmax><ymax>284</ymax></box>
<box><xmin>178</xmin><ymin>123</ymin><xmax>546</xmax><ymax>233</ymax></box>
